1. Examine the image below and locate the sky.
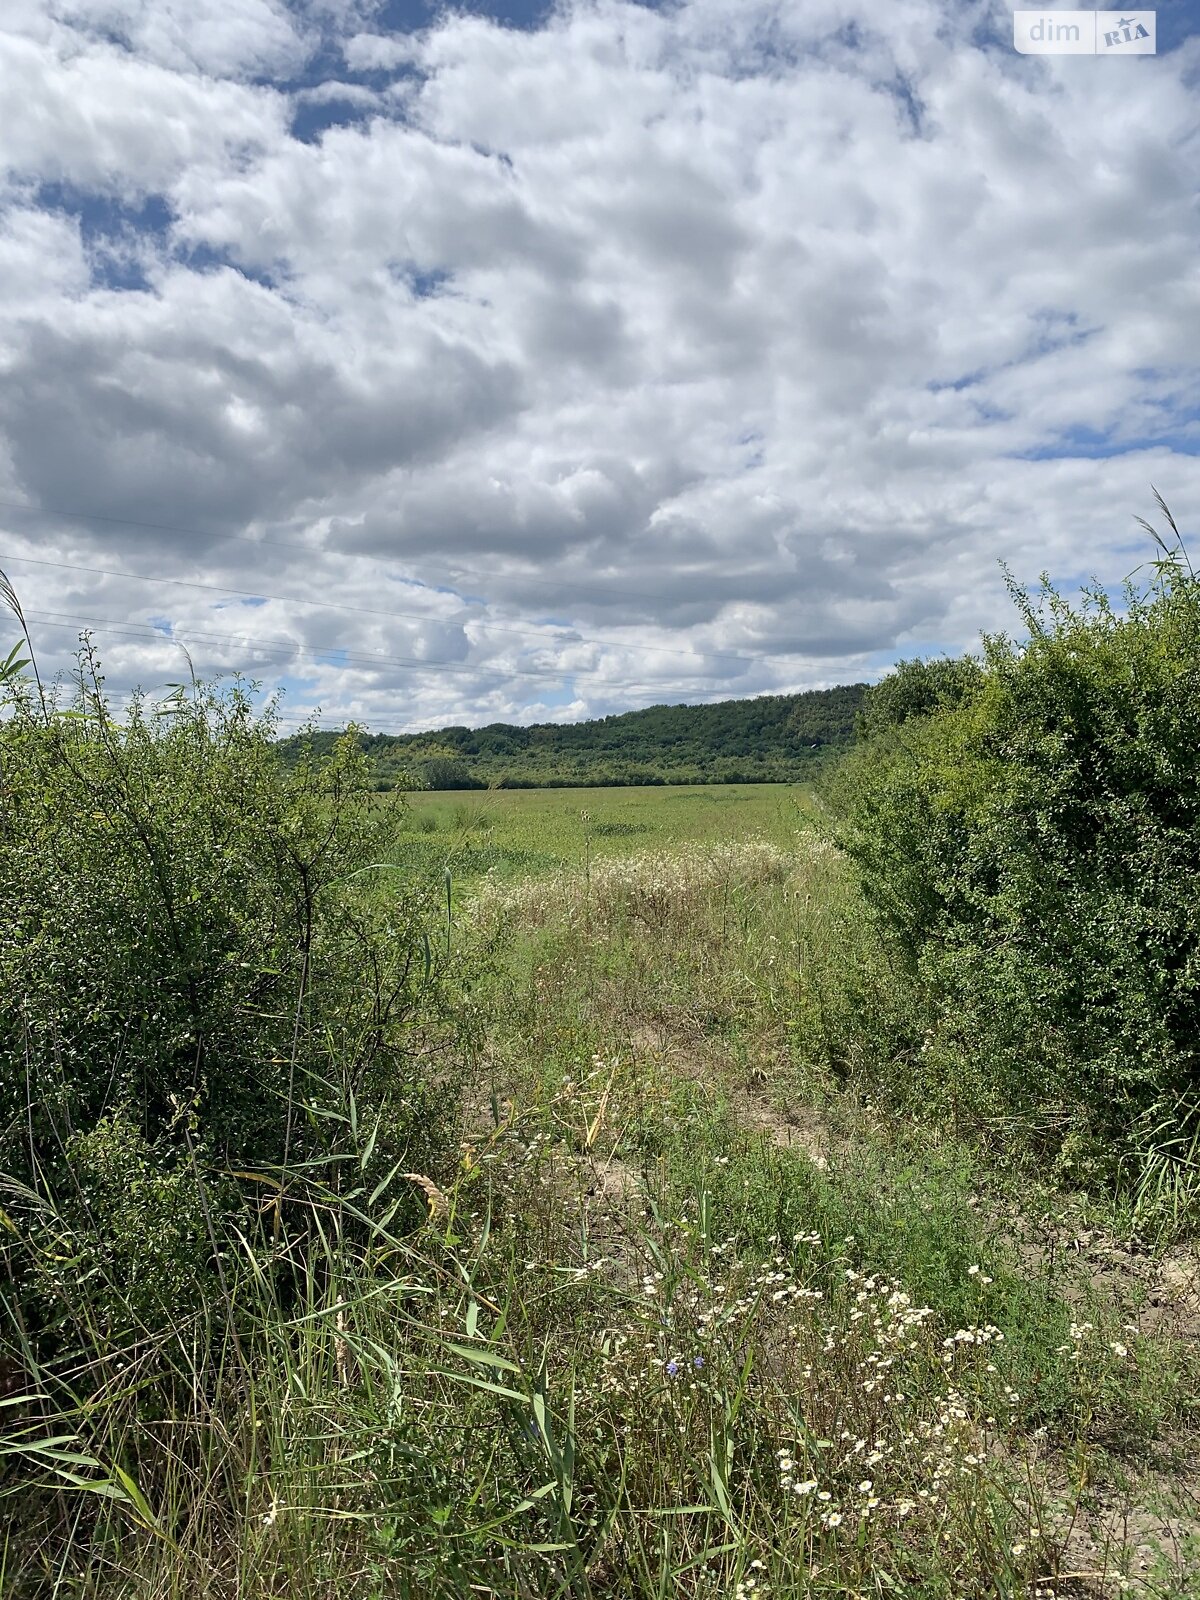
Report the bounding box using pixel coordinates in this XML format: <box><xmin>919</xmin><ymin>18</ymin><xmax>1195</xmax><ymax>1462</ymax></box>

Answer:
<box><xmin>0</xmin><ymin>0</ymin><xmax>1198</xmax><ymax>733</ymax></box>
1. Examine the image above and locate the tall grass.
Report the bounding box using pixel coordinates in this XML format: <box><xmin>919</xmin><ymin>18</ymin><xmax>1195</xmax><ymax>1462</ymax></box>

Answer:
<box><xmin>5</xmin><ymin>1077</ymin><xmax>1165</xmax><ymax>1599</ymax></box>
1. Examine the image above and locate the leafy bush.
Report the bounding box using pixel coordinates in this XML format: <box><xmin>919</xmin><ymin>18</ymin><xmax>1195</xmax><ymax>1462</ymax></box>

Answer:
<box><xmin>831</xmin><ymin>516</ymin><xmax>1200</xmax><ymax>1159</ymax></box>
<box><xmin>0</xmin><ymin>646</ymin><xmax>460</xmax><ymax>1346</ymax></box>
<box><xmin>418</xmin><ymin>753</ymin><xmax>485</xmax><ymax>790</ymax></box>
<box><xmin>852</xmin><ymin>653</ymin><xmax>984</xmax><ymax>740</ymax></box>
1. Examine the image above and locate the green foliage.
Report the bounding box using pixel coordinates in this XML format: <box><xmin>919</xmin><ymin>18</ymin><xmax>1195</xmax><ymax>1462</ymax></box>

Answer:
<box><xmin>0</xmin><ymin>645</ymin><xmax>460</xmax><ymax>1354</ymax></box>
<box><xmin>853</xmin><ymin>654</ymin><xmax>984</xmax><ymax>739</ymax></box>
<box><xmin>278</xmin><ymin>685</ymin><xmax>868</xmax><ymax>790</ymax></box>
<box><xmin>667</xmin><ymin>1132</ymin><xmax>1084</xmax><ymax>1432</ymax></box>
<box><xmin>31</xmin><ymin>1114</ymin><xmax>213</xmax><ymax>1336</ymax></box>
<box><xmin>3</xmin><ymin>757</ymin><xmax>1193</xmax><ymax>1596</ymax></box>
<box><xmin>831</xmin><ymin>518</ymin><xmax>1200</xmax><ymax>1166</ymax></box>
<box><xmin>417</xmin><ymin>753</ymin><xmax>485</xmax><ymax>790</ymax></box>
<box><xmin>4</xmin><ymin>551</ymin><xmax>1198</xmax><ymax>1596</ymax></box>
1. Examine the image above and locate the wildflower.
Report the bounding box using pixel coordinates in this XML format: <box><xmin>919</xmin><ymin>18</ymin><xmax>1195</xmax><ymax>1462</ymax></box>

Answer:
<box><xmin>1110</xmin><ymin>1341</ymin><xmax>1128</xmax><ymax>1358</ymax></box>
<box><xmin>694</xmin><ymin>1355</ymin><xmax>705</xmax><ymax>1369</ymax></box>
<box><xmin>665</xmin><ymin>1359</ymin><xmax>679</xmax><ymax>1378</ymax></box>
<box><xmin>794</xmin><ymin>1480</ymin><xmax>818</xmax><ymax>1496</ymax></box>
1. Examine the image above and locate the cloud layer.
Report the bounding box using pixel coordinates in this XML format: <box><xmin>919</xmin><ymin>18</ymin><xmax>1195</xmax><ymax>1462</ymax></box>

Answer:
<box><xmin>1</xmin><ymin>0</ymin><xmax>1197</xmax><ymax>730</ymax></box>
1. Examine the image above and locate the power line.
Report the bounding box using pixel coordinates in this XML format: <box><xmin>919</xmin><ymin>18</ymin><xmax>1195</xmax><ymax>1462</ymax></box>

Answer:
<box><xmin>22</xmin><ymin>607</ymin><xmax>764</xmax><ymax>700</ymax></box>
<box><xmin>1</xmin><ymin>549</ymin><xmax>765</xmax><ymax>670</ymax></box>
<box><xmin>0</xmin><ymin>489</ymin><xmax>771</xmax><ymax>659</ymax></box>
<box><xmin>0</xmin><ymin>492</ymin><xmax>695</xmax><ymax>610</ymax></box>
<box><xmin>20</xmin><ymin>610</ymin><xmax>781</xmax><ymax>719</ymax></box>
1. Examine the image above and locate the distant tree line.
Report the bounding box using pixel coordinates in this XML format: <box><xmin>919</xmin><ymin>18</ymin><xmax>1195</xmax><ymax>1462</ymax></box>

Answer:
<box><xmin>276</xmin><ymin>684</ymin><xmax>868</xmax><ymax>790</ymax></box>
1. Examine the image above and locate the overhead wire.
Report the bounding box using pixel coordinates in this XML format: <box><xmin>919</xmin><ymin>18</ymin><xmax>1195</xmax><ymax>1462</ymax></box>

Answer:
<box><xmin>0</xmin><ymin>509</ymin><xmax>768</xmax><ymax>667</ymax></box>
<box><xmin>0</xmin><ymin>500</ymin><xmax>804</xmax><ymax>727</ymax></box>
<box><xmin>0</xmin><ymin>493</ymin><xmax>694</xmax><ymax>609</ymax></box>
<box><xmin>22</xmin><ymin>606</ymin><xmax>769</xmax><ymax>704</ymax></box>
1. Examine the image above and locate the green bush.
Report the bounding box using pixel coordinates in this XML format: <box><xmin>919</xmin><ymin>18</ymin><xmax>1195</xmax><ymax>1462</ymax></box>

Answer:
<box><xmin>831</xmin><ymin>523</ymin><xmax>1200</xmax><ymax>1157</ymax></box>
<box><xmin>418</xmin><ymin>754</ymin><xmax>485</xmax><ymax>790</ymax></box>
<box><xmin>0</xmin><ymin>647</ymin><xmax>459</xmax><ymax>1344</ymax></box>
<box><xmin>852</xmin><ymin>653</ymin><xmax>984</xmax><ymax>741</ymax></box>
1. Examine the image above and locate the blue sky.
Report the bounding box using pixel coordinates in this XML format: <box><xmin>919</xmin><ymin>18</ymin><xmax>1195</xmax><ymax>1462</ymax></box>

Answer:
<box><xmin>0</xmin><ymin>0</ymin><xmax>1197</xmax><ymax>732</ymax></box>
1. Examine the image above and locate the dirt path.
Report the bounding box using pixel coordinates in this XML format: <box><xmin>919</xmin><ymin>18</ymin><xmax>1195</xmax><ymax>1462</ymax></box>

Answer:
<box><xmin>626</xmin><ymin>1017</ymin><xmax>829</xmax><ymax>1167</ymax></box>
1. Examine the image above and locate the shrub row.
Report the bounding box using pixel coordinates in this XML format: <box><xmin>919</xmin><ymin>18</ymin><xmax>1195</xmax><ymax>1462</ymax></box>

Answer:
<box><xmin>827</xmin><ymin>528</ymin><xmax>1200</xmax><ymax>1168</ymax></box>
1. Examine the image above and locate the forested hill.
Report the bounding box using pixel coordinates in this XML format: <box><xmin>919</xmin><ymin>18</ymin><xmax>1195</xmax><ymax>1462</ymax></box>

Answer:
<box><xmin>278</xmin><ymin>684</ymin><xmax>867</xmax><ymax>789</ymax></box>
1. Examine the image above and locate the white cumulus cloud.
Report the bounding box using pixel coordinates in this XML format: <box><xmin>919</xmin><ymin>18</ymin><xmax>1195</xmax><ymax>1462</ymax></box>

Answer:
<box><xmin>0</xmin><ymin>0</ymin><xmax>1196</xmax><ymax>732</ymax></box>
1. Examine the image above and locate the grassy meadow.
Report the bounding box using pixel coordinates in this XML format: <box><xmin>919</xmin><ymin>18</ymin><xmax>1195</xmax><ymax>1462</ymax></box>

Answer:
<box><xmin>3</xmin><ymin>539</ymin><xmax>1200</xmax><ymax>1597</ymax></box>
<box><xmin>389</xmin><ymin>783</ymin><xmax>810</xmax><ymax>887</ymax></box>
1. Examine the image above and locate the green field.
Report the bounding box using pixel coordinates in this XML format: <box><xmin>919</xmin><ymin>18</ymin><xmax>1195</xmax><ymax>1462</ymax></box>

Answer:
<box><xmin>392</xmin><ymin>782</ymin><xmax>815</xmax><ymax>885</ymax></box>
